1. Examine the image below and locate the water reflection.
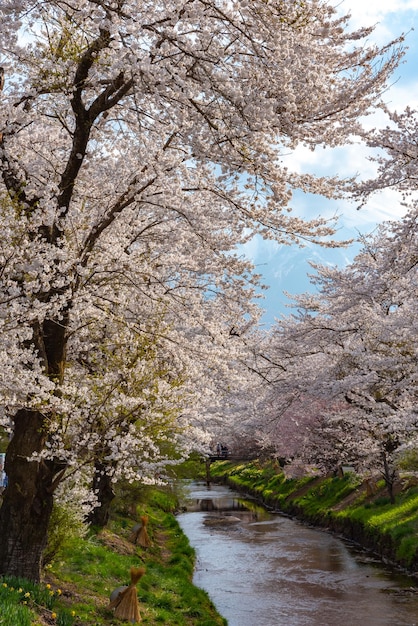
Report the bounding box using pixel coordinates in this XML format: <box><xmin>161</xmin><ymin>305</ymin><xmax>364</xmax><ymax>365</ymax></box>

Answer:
<box><xmin>177</xmin><ymin>481</ymin><xmax>418</xmax><ymax>626</ymax></box>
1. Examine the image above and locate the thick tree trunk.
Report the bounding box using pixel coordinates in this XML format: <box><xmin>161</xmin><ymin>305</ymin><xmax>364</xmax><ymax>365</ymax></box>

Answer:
<box><xmin>0</xmin><ymin>409</ymin><xmax>59</xmax><ymax>581</ymax></box>
<box><xmin>87</xmin><ymin>461</ymin><xmax>115</xmax><ymax>528</ymax></box>
<box><xmin>0</xmin><ymin>314</ymin><xmax>68</xmax><ymax>581</ymax></box>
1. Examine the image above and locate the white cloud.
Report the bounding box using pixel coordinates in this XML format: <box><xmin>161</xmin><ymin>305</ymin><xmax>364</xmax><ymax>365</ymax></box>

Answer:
<box><xmin>384</xmin><ymin>79</ymin><xmax>418</xmax><ymax>112</ymax></box>
<box><xmin>340</xmin><ymin>0</ymin><xmax>418</xmax><ymax>19</ymax></box>
<box><xmin>338</xmin><ymin>0</ymin><xmax>418</xmax><ymax>32</ymax></box>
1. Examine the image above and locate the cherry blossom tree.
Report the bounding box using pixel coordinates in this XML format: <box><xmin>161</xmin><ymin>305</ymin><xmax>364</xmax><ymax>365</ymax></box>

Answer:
<box><xmin>0</xmin><ymin>0</ymin><xmax>403</xmax><ymax>580</ymax></box>
<box><xmin>260</xmin><ymin>205</ymin><xmax>418</xmax><ymax>499</ymax></box>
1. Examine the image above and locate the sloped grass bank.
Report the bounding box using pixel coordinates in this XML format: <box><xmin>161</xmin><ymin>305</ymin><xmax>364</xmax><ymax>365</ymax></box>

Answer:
<box><xmin>210</xmin><ymin>460</ymin><xmax>418</xmax><ymax>577</ymax></box>
<box><xmin>0</xmin><ymin>486</ymin><xmax>227</xmax><ymax>626</ymax></box>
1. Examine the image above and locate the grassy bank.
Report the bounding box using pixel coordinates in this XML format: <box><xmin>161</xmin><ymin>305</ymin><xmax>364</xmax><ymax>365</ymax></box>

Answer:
<box><xmin>0</xmin><ymin>484</ymin><xmax>226</xmax><ymax>626</ymax></box>
<box><xmin>209</xmin><ymin>460</ymin><xmax>418</xmax><ymax>576</ymax></box>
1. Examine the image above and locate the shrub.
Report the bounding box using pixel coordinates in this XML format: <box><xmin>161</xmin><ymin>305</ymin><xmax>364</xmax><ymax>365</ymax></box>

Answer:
<box><xmin>43</xmin><ymin>502</ymin><xmax>87</xmax><ymax>566</ymax></box>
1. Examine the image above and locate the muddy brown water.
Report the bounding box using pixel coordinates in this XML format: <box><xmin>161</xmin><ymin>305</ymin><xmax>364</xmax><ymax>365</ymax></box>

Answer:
<box><xmin>176</xmin><ymin>481</ymin><xmax>418</xmax><ymax>626</ymax></box>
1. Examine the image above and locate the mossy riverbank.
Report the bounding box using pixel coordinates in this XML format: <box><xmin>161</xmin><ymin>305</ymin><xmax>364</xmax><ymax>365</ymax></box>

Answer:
<box><xmin>209</xmin><ymin>460</ymin><xmax>418</xmax><ymax>578</ymax></box>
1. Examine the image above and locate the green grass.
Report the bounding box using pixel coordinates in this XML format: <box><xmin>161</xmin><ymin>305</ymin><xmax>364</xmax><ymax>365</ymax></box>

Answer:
<box><xmin>292</xmin><ymin>474</ymin><xmax>361</xmax><ymax>516</ymax></box>
<box><xmin>210</xmin><ymin>460</ymin><xmax>289</xmax><ymax>498</ymax></box>
<box><xmin>0</xmin><ymin>575</ymin><xmax>75</xmax><ymax>626</ymax></box>
<box><xmin>336</xmin><ymin>487</ymin><xmax>418</xmax><ymax>566</ymax></box>
<box><xmin>210</xmin><ymin>460</ymin><xmax>317</xmax><ymax>507</ymax></box>
<box><xmin>0</xmin><ymin>585</ymin><xmax>34</xmax><ymax>626</ymax></box>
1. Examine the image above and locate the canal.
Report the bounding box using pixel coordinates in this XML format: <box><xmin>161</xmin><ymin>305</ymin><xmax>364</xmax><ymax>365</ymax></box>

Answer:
<box><xmin>176</xmin><ymin>481</ymin><xmax>418</xmax><ymax>626</ymax></box>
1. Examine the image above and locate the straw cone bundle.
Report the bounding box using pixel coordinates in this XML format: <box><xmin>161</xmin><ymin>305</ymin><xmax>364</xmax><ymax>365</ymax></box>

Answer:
<box><xmin>137</xmin><ymin>515</ymin><xmax>151</xmax><ymax>548</ymax></box>
<box><xmin>129</xmin><ymin>515</ymin><xmax>151</xmax><ymax>547</ymax></box>
<box><xmin>108</xmin><ymin>566</ymin><xmax>145</xmax><ymax>623</ymax></box>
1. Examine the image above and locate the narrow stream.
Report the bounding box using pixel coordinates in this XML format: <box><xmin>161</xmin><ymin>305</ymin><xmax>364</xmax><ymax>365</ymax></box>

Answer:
<box><xmin>176</xmin><ymin>481</ymin><xmax>418</xmax><ymax>626</ymax></box>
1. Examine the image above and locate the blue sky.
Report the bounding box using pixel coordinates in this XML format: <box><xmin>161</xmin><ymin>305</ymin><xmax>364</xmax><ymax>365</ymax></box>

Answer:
<box><xmin>245</xmin><ymin>0</ymin><xmax>418</xmax><ymax>326</ymax></box>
